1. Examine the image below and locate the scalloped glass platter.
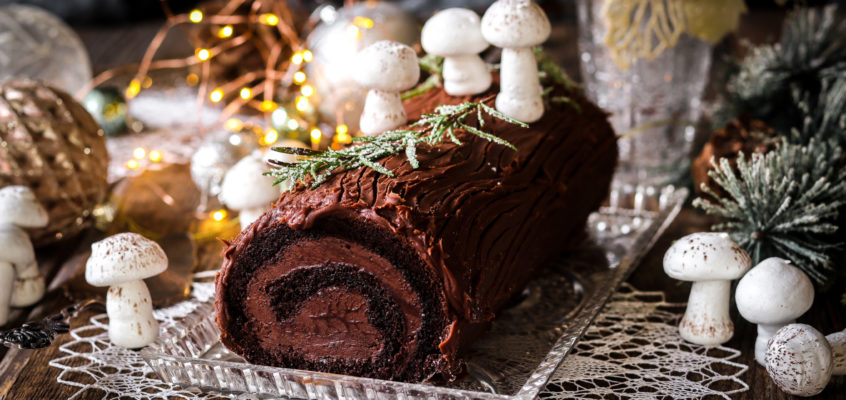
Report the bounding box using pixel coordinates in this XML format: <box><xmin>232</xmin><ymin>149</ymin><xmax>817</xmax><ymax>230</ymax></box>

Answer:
<box><xmin>141</xmin><ymin>183</ymin><xmax>687</xmax><ymax>400</ymax></box>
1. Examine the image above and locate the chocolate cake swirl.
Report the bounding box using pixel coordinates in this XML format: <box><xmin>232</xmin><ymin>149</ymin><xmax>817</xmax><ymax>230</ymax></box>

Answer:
<box><xmin>215</xmin><ymin>81</ymin><xmax>618</xmax><ymax>382</ymax></box>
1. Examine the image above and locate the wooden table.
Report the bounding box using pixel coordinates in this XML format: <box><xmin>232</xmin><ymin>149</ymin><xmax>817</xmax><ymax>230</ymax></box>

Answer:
<box><xmin>1</xmin><ymin>9</ymin><xmax>844</xmax><ymax>400</ymax></box>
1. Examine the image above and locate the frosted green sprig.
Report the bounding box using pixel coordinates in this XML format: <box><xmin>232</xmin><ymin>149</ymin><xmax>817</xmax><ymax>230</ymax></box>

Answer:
<box><xmin>694</xmin><ymin>138</ymin><xmax>846</xmax><ymax>283</ymax></box>
<box><xmin>265</xmin><ymin>101</ymin><xmax>524</xmax><ymax>189</ymax></box>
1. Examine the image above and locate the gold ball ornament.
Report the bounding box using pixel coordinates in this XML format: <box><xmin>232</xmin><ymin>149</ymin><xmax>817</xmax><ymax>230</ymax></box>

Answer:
<box><xmin>304</xmin><ymin>2</ymin><xmax>419</xmax><ymax>134</ymax></box>
<box><xmin>0</xmin><ymin>80</ymin><xmax>109</xmax><ymax>246</ymax></box>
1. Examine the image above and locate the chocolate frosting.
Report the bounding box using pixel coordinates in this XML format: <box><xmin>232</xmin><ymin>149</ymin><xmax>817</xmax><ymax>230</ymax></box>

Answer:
<box><xmin>215</xmin><ymin>80</ymin><xmax>618</xmax><ymax>382</ymax></box>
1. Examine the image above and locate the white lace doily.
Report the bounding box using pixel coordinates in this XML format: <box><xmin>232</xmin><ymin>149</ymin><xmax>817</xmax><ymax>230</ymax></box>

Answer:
<box><xmin>544</xmin><ymin>285</ymin><xmax>749</xmax><ymax>399</ymax></box>
<box><xmin>49</xmin><ymin>283</ymin><xmax>748</xmax><ymax>399</ymax></box>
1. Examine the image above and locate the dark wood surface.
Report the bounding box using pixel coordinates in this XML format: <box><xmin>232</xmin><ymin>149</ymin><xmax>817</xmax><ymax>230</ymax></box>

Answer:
<box><xmin>1</xmin><ymin>10</ymin><xmax>845</xmax><ymax>400</ymax></box>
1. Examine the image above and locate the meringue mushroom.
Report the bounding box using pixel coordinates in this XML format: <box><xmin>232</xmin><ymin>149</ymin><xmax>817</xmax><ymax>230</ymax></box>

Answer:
<box><xmin>0</xmin><ymin>186</ymin><xmax>49</xmax><ymax>325</ymax></box>
<box><xmin>736</xmin><ymin>257</ymin><xmax>814</xmax><ymax>365</ymax></box>
<box><xmin>765</xmin><ymin>323</ymin><xmax>845</xmax><ymax>397</ymax></box>
<box><xmin>0</xmin><ymin>262</ymin><xmax>13</xmax><ymax>325</ymax></box>
<box><xmin>421</xmin><ymin>8</ymin><xmax>491</xmax><ymax>96</ymax></box>
<box><xmin>662</xmin><ymin>232</ymin><xmax>752</xmax><ymax>346</ymax></box>
<box><xmin>353</xmin><ymin>40</ymin><xmax>420</xmax><ymax>136</ymax></box>
<box><xmin>85</xmin><ymin>233</ymin><xmax>168</xmax><ymax>349</ymax></box>
<box><xmin>481</xmin><ymin>0</ymin><xmax>551</xmax><ymax>123</ymax></box>
<box><xmin>220</xmin><ymin>152</ymin><xmax>281</xmax><ymax>229</ymax></box>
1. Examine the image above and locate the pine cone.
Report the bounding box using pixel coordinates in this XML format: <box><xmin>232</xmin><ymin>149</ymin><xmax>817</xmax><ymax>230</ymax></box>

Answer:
<box><xmin>0</xmin><ymin>80</ymin><xmax>109</xmax><ymax>246</ymax></box>
<box><xmin>692</xmin><ymin>116</ymin><xmax>776</xmax><ymax>197</ymax></box>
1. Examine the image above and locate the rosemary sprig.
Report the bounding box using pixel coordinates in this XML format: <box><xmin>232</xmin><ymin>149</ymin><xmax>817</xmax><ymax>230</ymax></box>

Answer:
<box><xmin>265</xmin><ymin>101</ymin><xmax>526</xmax><ymax>189</ymax></box>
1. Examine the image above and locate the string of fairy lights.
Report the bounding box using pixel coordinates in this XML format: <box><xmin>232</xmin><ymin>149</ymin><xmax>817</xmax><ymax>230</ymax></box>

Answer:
<box><xmin>88</xmin><ymin>1</ymin><xmax>368</xmax><ymax>175</ymax></box>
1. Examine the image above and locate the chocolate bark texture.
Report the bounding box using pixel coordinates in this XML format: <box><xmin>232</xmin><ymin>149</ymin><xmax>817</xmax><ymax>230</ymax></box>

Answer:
<box><xmin>215</xmin><ymin>80</ymin><xmax>618</xmax><ymax>382</ymax></box>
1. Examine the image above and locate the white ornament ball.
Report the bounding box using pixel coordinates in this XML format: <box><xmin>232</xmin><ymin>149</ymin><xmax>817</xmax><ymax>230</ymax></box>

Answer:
<box><xmin>305</xmin><ymin>2</ymin><xmax>418</xmax><ymax>134</ymax></box>
<box><xmin>0</xmin><ymin>5</ymin><xmax>92</xmax><ymax>96</ymax></box>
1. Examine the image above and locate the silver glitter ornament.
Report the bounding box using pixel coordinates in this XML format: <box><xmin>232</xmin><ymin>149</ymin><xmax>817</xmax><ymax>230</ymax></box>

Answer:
<box><xmin>0</xmin><ymin>5</ymin><xmax>92</xmax><ymax>96</ymax></box>
<box><xmin>189</xmin><ymin>130</ymin><xmax>260</xmax><ymax>198</ymax></box>
<box><xmin>305</xmin><ymin>2</ymin><xmax>418</xmax><ymax>134</ymax></box>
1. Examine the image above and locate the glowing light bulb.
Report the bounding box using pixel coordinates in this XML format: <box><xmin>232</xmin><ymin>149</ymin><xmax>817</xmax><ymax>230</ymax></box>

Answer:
<box><xmin>346</xmin><ymin>24</ymin><xmax>361</xmax><ymax>39</ymax></box>
<box><xmin>293</xmin><ymin>71</ymin><xmax>306</xmax><ymax>84</ymax></box>
<box><xmin>189</xmin><ymin>9</ymin><xmax>203</xmax><ymax>23</ymax></box>
<box><xmin>260</xmin><ymin>101</ymin><xmax>277</xmax><ymax>111</ymax></box>
<box><xmin>310</xmin><ymin>128</ymin><xmax>322</xmax><ymax>142</ymax></box>
<box><xmin>229</xmin><ymin>134</ymin><xmax>243</xmax><ymax>146</ymax></box>
<box><xmin>302</xmin><ymin>50</ymin><xmax>313</xmax><ymax>62</ymax></box>
<box><xmin>300</xmin><ymin>85</ymin><xmax>314</xmax><ymax>97</ymax></box>
<box><xmin>209</xmin><ymin>89</ymin><xmax>224</xmax><ymax>103</ymax></box>
<box><xmin>218</xmin><ymin>25</ymin><xmax>234</xmax><ymax>38</ymax></box>
<box><xmin>126</xmin><ymin>160</ymin><xmax>139</xmax><ymax>169</ymax></box>
<box><xmin>263</xmin><ymin>129</ymin><xmax>279</xmax><ymax>145</ymax></box>
<box><xmin>287</xmin><ymin>119</ymin><xmax>299</xmax><ymax>130</ymax></box>
<box><xmin>259</xmin><ymin>13</ymin><xmax>279</xmax><ymax>26</ymax></box>
<box><xmin>291</xmin><ymin>53</ymin><xmax>303</xmax><ymax>65</ymax></box>
<box><xmin>133</xmin><ymin>147</ymin><xmax>146</xmax><ymax>160</ymax></box>
<box><xmin>296</xmin><ymin>96</ymin><xmax>309</xmax><ymax>111</ymax></box>
<box><xmin>125</xmin><ymin>79</ymin><xmax>141</xmax><ymax>99</ymax></box>
<box><xmin>239</xmin><ymin>87</ymin><xmax>252</xmax><ymax>100</ymax></box>
<box><xmin>185</xmin><ymin>73</ymin><xmax>199</xmax><ymax>86</ymax></box>
<box><xmin>272</xmin><ymin>108</ymin><xmax>288</xmax><ymax>127</ymax></box>
<box><xmin>335</xmin><ymin>124</ymin><xmax>351</xmax><ymax>143</ymax></box>
<box><xmin>196</xmin><ymin>48</ymin><xmax>211</xmax><ymax>61</ymax></box>
<box><xmin>225</xmin><ymin>118</ymin><xmax>243</xmax><ymax>132</ymax></box>
<box><xmin>212</xmin><ymin>209</ymin><xmax>227</xmax><ymax>221</ymax></box>
<box><xmin>149</xmin><ymin>150</ymin><xmax>163</xmax><ymax>163</ymax></box>
<box><xmin>353</xmin><ymin>16</ymin><xmax>374</xmax><ymax>29</ymax></box>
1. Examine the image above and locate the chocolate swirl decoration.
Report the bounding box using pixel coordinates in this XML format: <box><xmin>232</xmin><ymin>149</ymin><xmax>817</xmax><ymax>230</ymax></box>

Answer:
<box><xmin>215</xmin><ymin>82</ymin><xmax>618</xmax><ymax>382</ymax></box>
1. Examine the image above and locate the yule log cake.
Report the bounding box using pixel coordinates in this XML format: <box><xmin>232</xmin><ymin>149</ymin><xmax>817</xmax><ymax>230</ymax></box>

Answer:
<box><xmin>214</xmin><ymin>78</ymin><xmax>619</xmax><ymax>382</ymax></box>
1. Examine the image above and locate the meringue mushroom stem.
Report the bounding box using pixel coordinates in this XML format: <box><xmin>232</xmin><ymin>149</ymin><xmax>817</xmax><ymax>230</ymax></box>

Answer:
<box><xmin>0</xmin><ymin>262</ymin><xmax>13</xmax><ymax>325</ymax></box>
<box><xmin>757</xmin><ymin>322</ymin><xmax>793</xmax><ymax>365</ymax></box>
<box><xmin>10</xmin><ymin>261</ymin><xmax>45</xmax><ymax>308</ymax></box>
<box><xmin>679</xmin><ymin>280</ymin><xmax>733</xmax><ymax>346</ymax></box>
<box><xmin>442</xmin><ymin>54</ymin><xmax>491</xmax><ymax>96</ymax></box>
<box><xmin>106</xmin><ymin>279</ymin><xmax>159</xmax><ymax>349</ymax></box>
<box><xmin>360</xmin><ymin>89</ymin><xmax>406</xmax><ymax>136</ymax></box>
<box><xmin>497</xmin><ymin>47</ymin><xmax>544</xmax><ymax>123</ymax></box>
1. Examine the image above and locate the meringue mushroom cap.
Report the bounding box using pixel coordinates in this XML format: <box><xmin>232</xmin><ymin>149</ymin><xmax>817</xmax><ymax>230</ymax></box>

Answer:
<box><xmin>422</xmin><ymin>8</ymin><xmax>489</xmax><ymax>57</ymax></box>
<box><xmin>481</xmin><ymin>0</ymin><xmax>551</xmax><ymax>49</ymax></box>
<box><xmin>85</xmin><ymin>233</ymin><xmax>168</xmax><ymax>287</ymax></box>
<box><xmin>0</xmin><ymin>186</ymin><xmax>48</xmax><ymax>228</ymax></box>
<box><xmin>766</xmin><ymin>323</ymin><xmax>832</xmax><ymax>397</ymax></box>
<box><xmin>353</xmin><ymin>40</ymin><xmax>420</xmax><ymax>92</ymax></box>
<box><xmin>662</xmin><ymin>232</ymin><xmax>752</xmax><ymax>281</ymax></box>
<box><xmin>220</xmin><ymin>153</ymin><xmax>280</xmax><ymax>211</ymax></box>
<box><xmin>0</xmin><ymin>225</ymin><xmax>36</xmax><ymax>268</ymax></box>
<box><xmin>735</xmin><ymin>257</ymin><xmax>814</xmax><ymax>325</ymax></box>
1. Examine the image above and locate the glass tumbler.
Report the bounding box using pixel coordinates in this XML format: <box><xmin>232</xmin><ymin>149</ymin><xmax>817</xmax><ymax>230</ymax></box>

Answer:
<box><xmin>577</xmin><ymin>0</ymin><xmax>713</xmax><ymax>185</ymax></box>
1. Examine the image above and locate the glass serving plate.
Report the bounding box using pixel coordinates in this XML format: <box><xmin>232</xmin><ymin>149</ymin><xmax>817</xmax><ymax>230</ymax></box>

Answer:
<box><xmin>141</xmin><ymin>183</ymin><xmax>687</xmax><ymax>400</ymax></box>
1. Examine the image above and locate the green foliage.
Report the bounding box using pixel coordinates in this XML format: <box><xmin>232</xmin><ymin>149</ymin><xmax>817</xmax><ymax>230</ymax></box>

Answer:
<box><xmin>265</xmin><ymin>101</ymin><xmax>525</xmax><ymax>188</ymax></box>
<box><xmin>791</xmin><ymin>77</ymin><xmax>846</xmax><ymax>145</ymax></box>
<box><xmin>694</xmin><ymin>139</ymin><xmax>846</xmax><ymax>284</ymax></box>
<box><xmin>719</xmin><ymin>5</ymin><xmax>846</xmax><ymax>134</ymax></box>
<box><xmin>402</xmin><ymin>54</ymin><xmax>443</xmax><ymax>100</ymax></box>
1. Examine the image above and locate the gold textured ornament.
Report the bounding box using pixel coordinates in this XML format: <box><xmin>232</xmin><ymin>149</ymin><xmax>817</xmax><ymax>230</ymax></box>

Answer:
<box><xmin>0</xmin><ymin>80</ymin><xmax>109</xmax><ymax>246</ymax></box>
<box><xmin>602</xmin><ymin>0</ymin><xmax>746</xmax><ymax>70</ymax></box>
